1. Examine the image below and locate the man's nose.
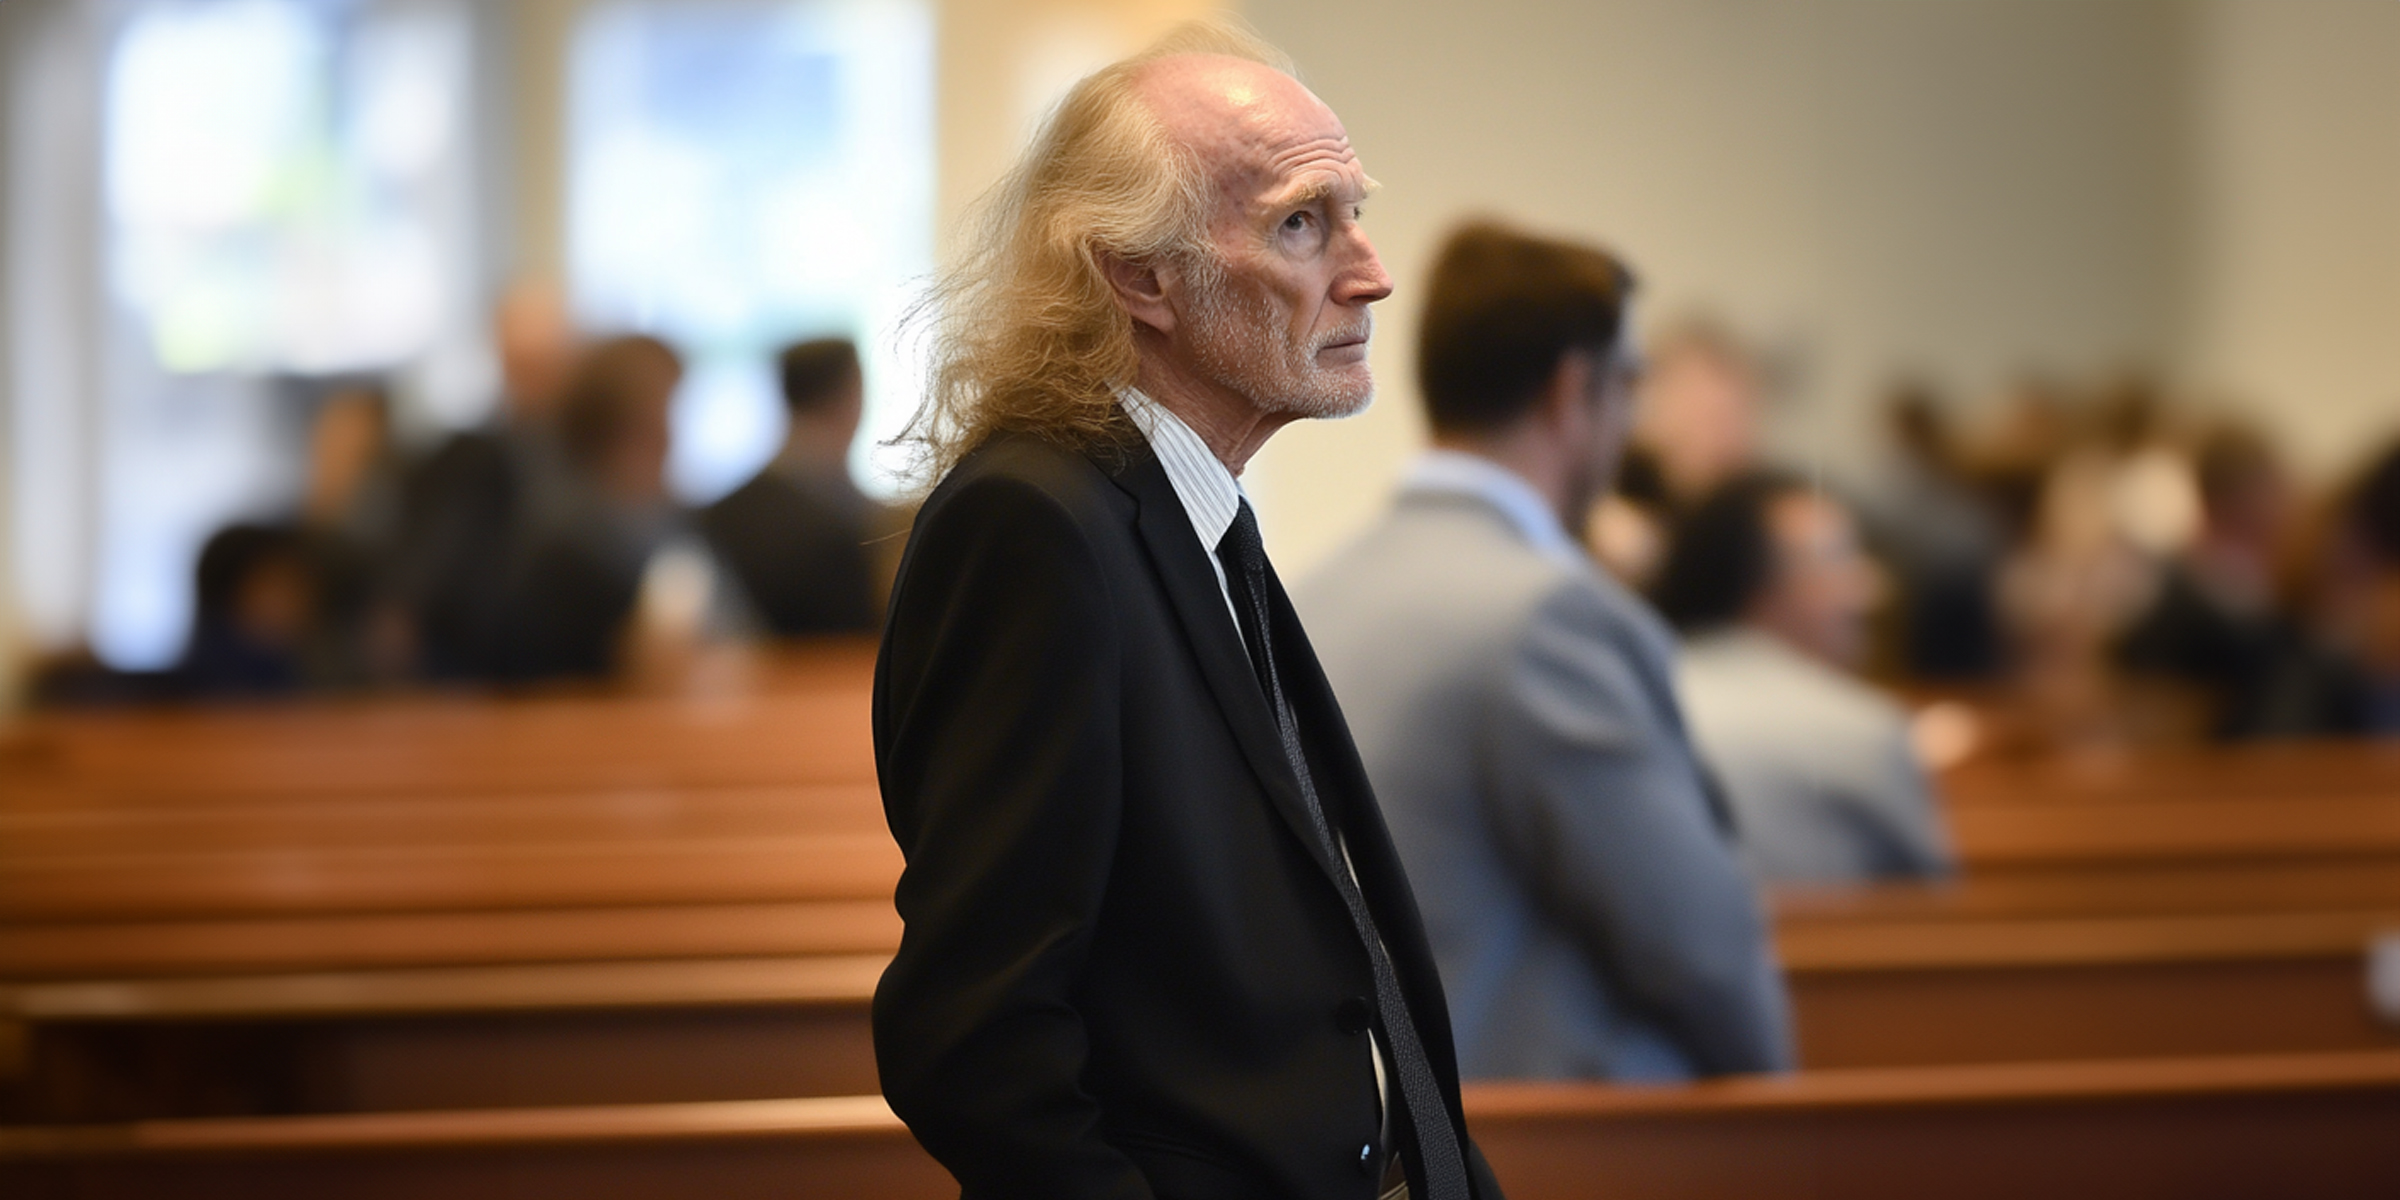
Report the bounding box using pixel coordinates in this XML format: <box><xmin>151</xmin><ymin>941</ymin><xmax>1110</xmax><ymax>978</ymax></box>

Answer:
<box><xmin>1341</xmin><ymin>228</ymin><xmax>1395</xmax><ymax>305</ymax></box>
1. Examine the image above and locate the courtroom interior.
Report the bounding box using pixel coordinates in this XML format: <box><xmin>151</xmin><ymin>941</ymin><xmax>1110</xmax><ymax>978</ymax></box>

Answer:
<box><xmin>4</xmin><ymin>1</ymin><xmax>2400</xmax><ymax>1196</ymax></box>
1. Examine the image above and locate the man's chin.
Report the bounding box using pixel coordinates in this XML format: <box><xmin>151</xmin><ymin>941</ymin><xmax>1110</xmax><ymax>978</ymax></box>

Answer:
<box><xmin>1294</xmin><ymin>366</ymin><xmax>1376</xmax><ymax>420</ymax></box>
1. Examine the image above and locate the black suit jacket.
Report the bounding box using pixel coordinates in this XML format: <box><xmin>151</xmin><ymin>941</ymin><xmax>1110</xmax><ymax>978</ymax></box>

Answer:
<box><xmin>873</xmin><ymin>433</ymin><xmax>1503</xmax><ymax>1200</ymax></box>
<box><xmin>700</xmin><ymin>465</ymin><xmax>879</xmax><ymax>636</ymax></box>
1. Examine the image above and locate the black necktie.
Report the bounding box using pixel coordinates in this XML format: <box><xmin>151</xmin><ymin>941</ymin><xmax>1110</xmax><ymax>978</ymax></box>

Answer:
<box><xmin>1216</xmin><ymin>500</ymin><xmax>1470</xmax><ymax>1200</ymax></box>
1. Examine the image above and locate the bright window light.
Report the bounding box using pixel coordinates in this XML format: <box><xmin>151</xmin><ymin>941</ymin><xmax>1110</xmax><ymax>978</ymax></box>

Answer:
<box><xmin>568</xmin><ymin>0</ymin><xmax>934</xmax><ymax>501</ymax></box>
<box><xmin>103</xmin><ymin>0</ymin><xmax>462</xmax><ymax>375</ymax></box>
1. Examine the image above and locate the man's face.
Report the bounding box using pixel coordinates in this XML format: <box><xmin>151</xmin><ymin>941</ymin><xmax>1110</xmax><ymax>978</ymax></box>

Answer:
<box><xmin>1756</xmin><ymin>492</ymin><xmax>1881</xmax><ymax>668</ymax></box>
<box><xmin>1150</xmin><ymin>59</ymin><xmax>1394</xmax><ymax>420</ymax></box>
<box><xmin>1560</xmin><ymin>350</ymin><xmax>1642</xmax><ymax>539</ymax></box>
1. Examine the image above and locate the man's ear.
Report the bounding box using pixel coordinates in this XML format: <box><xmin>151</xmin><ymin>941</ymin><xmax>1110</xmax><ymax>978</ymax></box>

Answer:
<box><xmin>1101</xmin><ymin>252</ymin><xmax>1177</xmax><ymax>337</ymax></box>
<box><xmin>1540</xmin><ymin>349</ymin><xmax>1598</xmax><ymax>432</ymax></box>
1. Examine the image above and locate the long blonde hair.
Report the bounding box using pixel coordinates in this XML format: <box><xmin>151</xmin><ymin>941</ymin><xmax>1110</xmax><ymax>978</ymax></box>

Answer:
<box><xmin>893</xmin><ymin>20</ymin><xmax>1296</xmax><ymax>486</ymax></box>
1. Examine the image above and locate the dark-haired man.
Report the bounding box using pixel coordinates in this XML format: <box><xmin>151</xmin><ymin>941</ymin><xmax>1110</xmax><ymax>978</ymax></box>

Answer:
<box><xmin>700</xmin><ymin>338</ymin><xmax>883</xmax><ymax>636</ymax></box>
<box><xmin>1297</xmin><ymin>222</ymin><xmax>1792</xmax><ymax>1082</ymax></box>
<box><xmin>1655</xmin><ymin>473</ymin><xmax>1953</xmax><ymax>884</ymax></box>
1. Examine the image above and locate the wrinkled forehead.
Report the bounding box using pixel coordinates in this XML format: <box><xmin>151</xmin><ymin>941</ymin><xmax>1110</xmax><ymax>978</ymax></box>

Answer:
<box><xmin>1137</xmin><ymin>55</ymin><xmax>1374</xmax><ymax>211</ymax></box>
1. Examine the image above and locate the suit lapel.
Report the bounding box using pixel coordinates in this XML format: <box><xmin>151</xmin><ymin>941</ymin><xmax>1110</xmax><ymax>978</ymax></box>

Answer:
<box><xmin>1109</xmin><ymin>449</ymin><xmax>1349</xmax><ymax>884</ymax></box>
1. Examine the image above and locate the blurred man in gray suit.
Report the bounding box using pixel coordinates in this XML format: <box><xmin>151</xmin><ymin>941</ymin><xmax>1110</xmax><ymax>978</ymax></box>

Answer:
<box><xmin>1296</xmin><ymin>222</ymin><xmax>1793</xmax><ymax>1082</ymax></box>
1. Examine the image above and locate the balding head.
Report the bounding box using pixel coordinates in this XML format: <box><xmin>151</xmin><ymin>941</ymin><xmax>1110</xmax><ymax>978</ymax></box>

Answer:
<box><xmin>1101</xmin><ymin>50</ymin><xmax>1389</xmax><ymax>463</ymax></box>
<box><xmin>900</xmin><ymin>20</ymin><xmax>1386</xmax><ymax>481</ymax></box>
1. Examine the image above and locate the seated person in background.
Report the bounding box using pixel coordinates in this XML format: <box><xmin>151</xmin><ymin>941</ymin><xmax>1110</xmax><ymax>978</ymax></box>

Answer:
<box><xmin>1654</xmin><ymin>473</ymin><xmax>1956</xmax><ymax>885</ymax></box>
<box><xmin>1298</xmin><ymin>221</ymin><xmax>1794</xmax><ymax>1082</ymax></box>
<box><xmin>496</xmin><ymin>334</ymin><xmax>743</xmax><ymax>682</ymax></box>
<box><xmin>389</xmin><ymin>281</ymin><xmax>580</xmax><ymax>681</ymax></box>
<box><xmin>1583</xmin><ymin>322</ymin><xmax>1760</xmax><ymax>591</ymax></box>
<box><xmin>2315</xmin><ymin>442</ymin><xmax>2400</xmax><ymax>733</ymax></box>
<box><xmin>173</xmin><ymin>523</ymin><xmax>321</xmax><ymax>698</ymax></box>
<box><xmin>699</xmin><ymin>337</ymin><xmax>883</xmax><ymax>635</ymax></box>
<box><xmin>1629</xmin><ymin>319</ymin><xmax>1762</xmax><ymax>510</ymax></box>
<box><xmin>2118</xmin><ymin>424</ymin><xmax>2350</xmax><ymax>739</ymax></box>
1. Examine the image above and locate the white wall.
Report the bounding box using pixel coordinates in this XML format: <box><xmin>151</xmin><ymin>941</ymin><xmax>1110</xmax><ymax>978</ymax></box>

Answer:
<box><xmin>1242</xmin><ymin>0</ymin><xmax>2193</xmax><ymax>573</ymax></box>
<box><xmin>2183</xmin><ymin>0</ymin><xmax>2400</xmax><ymax>480</ymax></box>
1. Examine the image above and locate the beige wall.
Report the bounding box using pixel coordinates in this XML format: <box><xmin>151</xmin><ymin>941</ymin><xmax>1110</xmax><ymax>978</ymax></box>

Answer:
<box><xmin>938</xmin><ymin>0</ymin><xmax>1219</xmax><ymax>256</ymax></box>
<box><xmin>1241</xmin><ymin>0</ymin><xmax>2194</xmax><ymax>573</ymax></box>
<box><xmin>2183</xmin><ymin>0</ymin><xmax>2400</xmax><ymax>480</ymax></box>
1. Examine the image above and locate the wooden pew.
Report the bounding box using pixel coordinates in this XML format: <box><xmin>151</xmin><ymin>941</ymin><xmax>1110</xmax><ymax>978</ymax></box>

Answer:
<box><xmin>1952</xmin><ymin>794</ymin><xmax>2400</xmax><ymax>869</ymax></box>
<box><xmin>1773</xmin><ymin>857</ymin><xmax>2400</xmax><ymax>924</ymax></box>
<box><xmin>12</xmin><ymin>892</ymin><xmax>2395</xmax><ymax>1121</ymax></box>
<box><xmin>1941</xmin><ymin>740</ymin><xmax>2400</xmax><ymax>807</ymax></box>
<box><xmin>4</xmin><ymin>958</ymin><xmax>887</xmax><ymax>1120</ymax></box>
<box><xmin>10</xmin><ymin>798</ymin><xmax>2400</xmax><ymax>1106</ymax></box>
<box><xmin>0</xmin><ymin>668</ymin><xmax>902</xmax><ymax>1125</ymax></box>
<box><xmin>8</xmin><ymin>1051</ymin><xmax>2400</xmax><ymax>1199</ymax></box>
<box><xmin>1471</xmin><ymin>1049</ymin><xmax>2400</xmax><ymax>1200</ymax></box>
<box><xmin>1780</xmin><ymin>906</ymin><xmax>2400</xmax><ymax>1067</ymax></box>
<box><xmin>0</xmin><ymin>641</ymin><xmax>880</xmax><ymax>804</ymax></box>
<box><xmin>13</xmin><ymin>674</ymin><xmax>2400</xmax><ymax>1118</ymax></box>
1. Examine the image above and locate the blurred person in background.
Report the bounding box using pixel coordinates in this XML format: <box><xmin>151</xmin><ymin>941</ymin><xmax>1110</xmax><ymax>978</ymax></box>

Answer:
<box><xmin>1586</xmin><ymin>320</ymin><xmax>1760</xmax><ymax>591</ymax></box>
<box><xmin>2117</xmin><ymin>423</ymin><xmax>2352</xmax><ymax>738</ymax></box>
<box><xmin>1863</xmin><ymin>384</ymin><xmax>2007</xmax><ymax>681</ymax></box>
<box><xmin>2310</xmin><ymin>443</ymin><xmax>2400</xmax><ymax>734</ymax></box>
<box><xmin>1994</xmin><ymin>380</ymin><xmax>2206</xmax><ymax>747</ymax></box>
<box><xmin>293</xmin><ymin>380</ymin><xmax>414</xmax><ymax>688</ymax></box>
<box><xmin>171</xmin><ymin>523</ymin><xmax>320</xmax><ymax>699</ymax></box>
<box><xmin>698</xmin><ymin>337</ymin><xmax>884</xmax><ymax>636</ymax></box>
<box><xmin>1300</xmin><ymin>221</ymin><xmax>1793</xmax><ymax>1082</ymax></box>
<box><xmin>389</xmin><ymin>280</ymin><xmax>582</xmax><ymax>681</ymax></box>
<box><xmin>1629</xmin><ymin>320</ymin><xmax>1761</xmax><ymax>508</ymax></box>
<box><xmin>300</xmin><ymin>380</ymin><xmax>403</xmax><ymax>540</ymax></box>
<box><xmin>1655</xmin><ymin>472</ymin><xmax>1954</xmax><ymax>885</ymax></box>
<box><xmin>493</xmin><ymin>334</ymin><xmax>743</xmax><ymax>682</ymax></box>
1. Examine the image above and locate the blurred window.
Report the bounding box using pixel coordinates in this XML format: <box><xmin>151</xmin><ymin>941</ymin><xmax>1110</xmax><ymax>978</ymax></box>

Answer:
<box><xmin>84</xmin><ymin>0</ymin><xmax>476</xmax><ymax>668</ymax></box>
<box><xmin>567</xmin><ymin>0</ymin><xmax>933</xmax><ymax>501</ymax></box>
<box><xmin>106</xmin><ymin>0</ymin><xmax>466</xmax><ymax>375</ymax></box>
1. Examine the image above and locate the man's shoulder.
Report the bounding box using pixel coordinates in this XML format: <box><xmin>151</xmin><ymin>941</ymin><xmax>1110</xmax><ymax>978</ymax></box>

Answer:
<box><xmin>916</xmin><ymin>433</ymin><xmax>1139</xmax><ymax>539</ymax></box>
<box><xmin>1305</xmin><ymin>496</ymin><xmax>1571</xmax><ymax>619</ymax></box>
<box><xmin>704</xmin><ymin>470</ymin><xmax>786</xmax><ymax>517</ymax></box>
<box><xmin>1689</xmin><ymin>632</ymin><xmax>1905</xmax><ymax>727</ymax></box>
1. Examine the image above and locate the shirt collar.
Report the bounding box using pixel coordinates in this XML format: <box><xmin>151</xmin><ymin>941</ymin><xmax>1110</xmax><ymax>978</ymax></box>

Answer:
<box><xmin>1401</xmin><ymin>449</ymin><xmax>1584</xmax><ymax>567</ymax></box>
<box><xmin>1119</xmin><ymin>386</ymin><xmax>1243</xmax><ymax>551</ymax></box>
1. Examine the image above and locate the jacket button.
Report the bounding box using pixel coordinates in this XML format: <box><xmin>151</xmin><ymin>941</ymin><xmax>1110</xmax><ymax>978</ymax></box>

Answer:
<box><xmin>1334</xmin><ymin>996</ymin><xmax>1372</xmax><ymax>1035</ymax></box>
<box><xmin>1358</xmin><ymin>1142</ymin><xmax>1375</xmax><ymax>1174</ymax></box>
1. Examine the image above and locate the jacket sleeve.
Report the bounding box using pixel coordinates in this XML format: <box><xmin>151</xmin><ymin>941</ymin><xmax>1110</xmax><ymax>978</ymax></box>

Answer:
<box><xmin>871</xmin><ymin>472</ymin><xmax>1154</xmax><ymax>1198</ymax></box>
<box><xmin>1481</xmin><ymin>582</ymin><xmax>1797</xmax><ymax>1075</ymax></box>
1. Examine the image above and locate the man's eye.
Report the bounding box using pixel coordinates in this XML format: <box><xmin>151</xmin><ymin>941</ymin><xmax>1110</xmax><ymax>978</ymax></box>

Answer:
<box><xmin>1283</xmin><ymin>211</ymin><xmax>1313</xmax><ymax>233</ymax></box>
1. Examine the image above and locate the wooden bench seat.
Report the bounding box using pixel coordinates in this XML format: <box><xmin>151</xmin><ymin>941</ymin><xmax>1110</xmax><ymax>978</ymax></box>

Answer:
<box><xmin>0</xmin><ymin>784</ymin><xmax>887</xmax><ymax>858</ymax></box>
<box><xmin>0</xmin><ymin>645</ymin><xmax>879</xmax><ymax>803</ymax></box>
<box><xmin>1952</xmin><ymin>794</ymin><xmax>2400</xmax><ymax>868</ymax></box>
<box><xmin>1774</xmin><ymin>857</ymin><xmax>2400</xmax><ymax>924</ymax></box>
<box><xmin>0</xmin><ymin>831</ymin><xmax>902</xmax><ymax>921</ymax></box>
<box><xmin>0</xmin><ymin>901</ymin><xmax>901</xmax><ymax>980</ymax></box>
<box><xmin>0</xmin><ymin>957</ymin><xmax>895</xmax><ymax>1121</ymax></box>
<box><xmin>1782</xmin><ymin>907</ymin><xmax>2400</xmax><ymax>1067</ymax></box>
<box><xmin>8</xmin><ymin>897</ymin><xmax>2393</xmax><ymax>1122</ymax></box>
<box><xmin>1942</xmin><ymin>741</ymin><xmax>2400</xmax><ymax>807</ymax></box>
<box><xmin>10</xmin><ymin>1051</ymin><xmax>2400</xmax><ymax>1199</ymax></box>
<box><xmin>1472</xmin><ymin>1049</ymin><xmax>2400</xmax><ymax>1199</ymax></box>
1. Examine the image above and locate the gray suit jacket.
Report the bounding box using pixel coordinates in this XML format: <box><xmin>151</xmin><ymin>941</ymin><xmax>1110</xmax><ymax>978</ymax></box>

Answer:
<box><xmin>1296</xmin><ymin>489</ymin><xmax>1795</xmax><ymax>1081</ymax></box>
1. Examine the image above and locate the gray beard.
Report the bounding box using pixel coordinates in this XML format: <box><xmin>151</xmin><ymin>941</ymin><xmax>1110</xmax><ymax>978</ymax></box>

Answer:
<box><xmin>1185</xmin><ymin>278</ymin><xmax>1371</xmax><ymax>420</ymax></box>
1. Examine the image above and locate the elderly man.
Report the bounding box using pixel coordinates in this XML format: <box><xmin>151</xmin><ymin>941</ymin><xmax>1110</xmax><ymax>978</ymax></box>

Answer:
<box><xmin>872</xmin><ymin>22</ymin><xmax>1502</xmax><ymax>1200</ymax></box>
<box><xmin>1298</xmin><ymin>222</ymin><xmax>1794</xmax><ymax>1082</ymax></box>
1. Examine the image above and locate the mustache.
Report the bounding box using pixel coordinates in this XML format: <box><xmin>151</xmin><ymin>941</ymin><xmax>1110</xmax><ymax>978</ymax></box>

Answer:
<box><xmin>1313</xmin><ymin>316</ymin><xmax>1374</xmax><ymax>351</ymax></box>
